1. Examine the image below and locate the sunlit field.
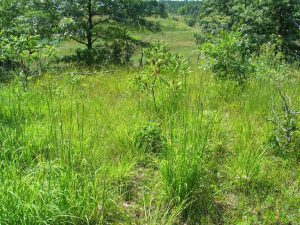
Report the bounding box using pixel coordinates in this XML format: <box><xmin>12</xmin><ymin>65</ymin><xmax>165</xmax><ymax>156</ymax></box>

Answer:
<box><xmin>1</xmin><ymin>1</ymin><xmax>300</xmax><ymax>224</ymax></box>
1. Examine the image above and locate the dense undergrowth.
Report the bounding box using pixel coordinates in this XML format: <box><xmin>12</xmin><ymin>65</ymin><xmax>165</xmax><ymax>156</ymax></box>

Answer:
<box><xmin>0</xmin><ymin>61</ymin><xmax>299</xmax><ymax>224</ymax></box>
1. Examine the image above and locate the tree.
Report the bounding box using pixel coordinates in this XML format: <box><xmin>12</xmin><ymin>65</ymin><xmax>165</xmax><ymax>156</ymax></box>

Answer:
<box><xmin>0</xmin><ymin>0</ymin><xmax>56</xmax><ymax>37</ymax></box>
<box><xmin>0</xmin><ymin>0</ymin><xmax>57</xmax><ymax>81</ymax></box>
<box><xmin>0</xmin><ymin>0</ymin><xmax>34</xmax><ymax>71</ymax></box>
<box><xmin>177</xmin><ymin>4</ymin><xmax>201</xmax><ymax>18</ymax></box>
<box><xmin>199</xmin><ymin>0</ymin><xmax>300</xmax><ymax>56</ymax></box>
<box><xmin>34</xmin><ymin>0</ymin><xmax>167</xmax><ymax>50</ymax></box>
<box><xmin>0</xmin><ymin>0</ymin><xmax>24</xmax><ymax>35</ymax></box>
<box><xmin>266</xmin><ymin>0</ymin><xmax>300</xmax><ymax>55</ymax></box>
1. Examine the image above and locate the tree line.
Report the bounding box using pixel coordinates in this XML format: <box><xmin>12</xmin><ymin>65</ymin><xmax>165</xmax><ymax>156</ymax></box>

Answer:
<box><xmin>0</xmin><ymin>0</ymin><xmax>167</xmax><ymax>72</ymax></box>
<box><xmin>198</xmin><ymin>0</ymin><xmax>300</xmax><ymax>58</ymax></box>
<box><xmin>0</xmin><ymin>0</ymin><xmax>299</xmax><ymax>76</ymax></box>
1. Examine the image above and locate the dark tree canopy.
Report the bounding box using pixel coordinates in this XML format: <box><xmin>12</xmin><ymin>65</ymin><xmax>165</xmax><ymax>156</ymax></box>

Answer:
<box><xmin>199</xmin><ymin>0</ymin><xmax>300</xmax><ymax>56</ymax></box>
<box><xmin>0</xmin><ymin>0</ymin><xmax>167</xmax><ymax>67</ymax></box>
<box><xmin>32</xmin><ymin>0</ymin><xmax>167</xmax><ymax>50</ymax></box>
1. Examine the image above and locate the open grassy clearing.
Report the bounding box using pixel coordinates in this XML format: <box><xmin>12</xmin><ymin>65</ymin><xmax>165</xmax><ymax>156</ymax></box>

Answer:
<box><xmin>0</xmin><ymin>16</ymin><xmax>300</xmax><ymax>225</ymax></box>
<box><xmin>134</xmin><ymin>16</ymin><xmax>199</xmax><ymax>64</ymax></box>
<box><xmin>58</xmin><ymin>16</ymin><xmax>199</xmax><ymax>65</ymax></box>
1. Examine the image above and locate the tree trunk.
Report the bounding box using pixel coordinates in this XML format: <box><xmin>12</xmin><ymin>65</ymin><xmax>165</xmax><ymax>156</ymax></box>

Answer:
<box><xmin>87</xmin><ymin>0</ymin><xmax>93</xmax><ymax>50</ymax></box>
<box><xmin>124</xmin><ymin>29</ymin><xmax>130</xmax><ymax>63</ymax></box>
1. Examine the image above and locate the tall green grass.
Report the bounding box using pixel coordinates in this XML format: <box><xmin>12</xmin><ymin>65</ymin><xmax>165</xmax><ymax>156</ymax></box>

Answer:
<box><xmin>0</xmin><ymin>64</ymin><xmax>299</xmax><ymax>224</ymax></box>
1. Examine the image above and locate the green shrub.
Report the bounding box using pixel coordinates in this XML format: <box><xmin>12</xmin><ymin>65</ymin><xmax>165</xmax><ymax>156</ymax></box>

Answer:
<box><xmin>186</xmin><ymin>18</ymin><xmax>196</xmax><ymax>27</ymax></box>
<box><xmin>0</xmin><ymin>34</ymin><xmax>57</xmax><ymax>89</ymax></box>
<box><xmin>199</xmin><ymin>31</ymin><xmax>254</xmax><ymax>85</ymax></box>
<box><xmin>195</xmin><ymin>15</ymin><xmax>231</xmax><ymax>45</ymax></box>
<box><xmin>172</xmin><ymin>16</ymin><xmax>179</xmax><ymax>21</ymax></box>
<box><xmin>253</xmin><ymin>43</ymin><xmax>288</xmax><ymax>81</ymax></box>
<box><xmin>61</xmin><ymin>42</ymin><xmax>133</xmax><ymax>66</ymax></box>
<box><xmin>132</xmin><ymin>41</ymin><xmax>190</xmax><ymax>112</ymax></box>
<box><xmin>134</xmin><ymin>122</ymin><xmax>166</xmax><ymax>153</ymax></box>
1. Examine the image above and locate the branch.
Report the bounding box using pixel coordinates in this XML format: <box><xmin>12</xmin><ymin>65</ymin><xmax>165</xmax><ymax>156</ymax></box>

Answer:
<box><xmin>92</xmin><ymin>34</ymin><xmax>106</xmax><ymax>44</ymax></box>
<box><xmin>278</xmin><ymin>87</ymin><xmax>291</xmax><ymax>113</ymax></box>
<box><xmin>43</xmin><ymin>5</ymin><xmax>60</xmax><ymax>21</ymax></box>
<box><xmin>92</xmin><ymin>18</ymin><xmax>110</xmax><ymax>28</ymax></box>
<box><xmin>70</xmin><ymin>37</ymin><xmax>88</xmax><ymax>46</ymax></box>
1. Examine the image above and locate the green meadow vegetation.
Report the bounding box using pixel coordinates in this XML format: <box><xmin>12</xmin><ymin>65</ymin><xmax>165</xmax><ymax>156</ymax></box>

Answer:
<box><xmin>1</xmin><ymin>0</ymin><xmax>300</xmax><ymax>224</ymax></box>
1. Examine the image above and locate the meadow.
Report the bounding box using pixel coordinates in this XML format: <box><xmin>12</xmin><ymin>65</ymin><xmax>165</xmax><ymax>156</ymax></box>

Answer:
<box><xmin>0</xmin><ymin>16</ymin><xmax>300</xmax><ymax>225</ymax></box>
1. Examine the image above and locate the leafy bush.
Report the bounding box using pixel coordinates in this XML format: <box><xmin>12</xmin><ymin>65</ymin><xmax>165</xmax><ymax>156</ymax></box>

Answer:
<box><xmin>134</xmin><ymin>122</ymin><xmax>166</xmax><ymax>153</ymax></box>
<box><xmin>186</xmin><ymin>18</ymin><xmax>196</xmax><ymax>27</ymax></box>
<box><xmin>132</xmin><ymin>41</ymin><xmax>190</xmax><ymax>112</ymax></box>
<box><xmin>199</xmin><ymin>31</ymin><xmax>254</xmax><ymax>85</ymax></box>
<box><xmin>62</xmin><ymin>42</ymin><xmax>134</xmax><ymax>66</ymax></box>
<box><xmin>195</xmin><ymin>15</ymin><xmax>231</xmax><ymax>45</ymax></box>
<box><xmin>172</xmin><ymin>16</ymin><xmax>179</xmax><ymax>21</ymax></box>
<box><xmin>0</xmin><ymin>33</ymin><xmax>57</xmax><ymax>87</ymax></box>
<box><xmin>253</xmin><ymin>43</ymin><xmax>288</xmax><ymax>81</ymax></box>
<box><xmin>74</xmin><ymin>46</ymin><xmax>111</xmax><ymax>66</ymax></box>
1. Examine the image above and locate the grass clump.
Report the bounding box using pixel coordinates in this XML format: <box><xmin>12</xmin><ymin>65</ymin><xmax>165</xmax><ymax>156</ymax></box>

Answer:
<box><xmin>161</xmin><ymin>109</ymin><xmax>222</xmax><ymax>223</ymax></box>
